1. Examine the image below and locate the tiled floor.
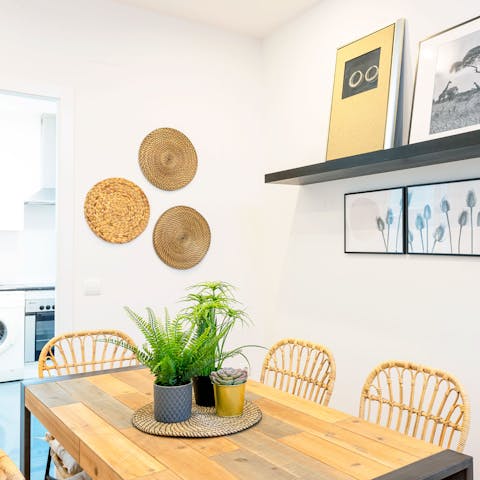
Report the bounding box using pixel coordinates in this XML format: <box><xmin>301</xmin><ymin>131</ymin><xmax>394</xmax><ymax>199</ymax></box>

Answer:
<box><xmin>0</xmin><ymin>363</ymin><xmax>49</xmax><ymax>479</ymax></box>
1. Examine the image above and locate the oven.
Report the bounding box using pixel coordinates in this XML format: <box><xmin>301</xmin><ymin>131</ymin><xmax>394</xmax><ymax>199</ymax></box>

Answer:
<box><xmin>24</xmin><ymin>290</ymin><xmax>55</xmax><ymax>362</ymax></box>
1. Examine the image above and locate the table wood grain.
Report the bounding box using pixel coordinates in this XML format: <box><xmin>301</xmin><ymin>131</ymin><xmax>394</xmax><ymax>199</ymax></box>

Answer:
<box><xmin>21</xmin><ymin>368</ymin><xmax>471</xmax><ymax>480</ymax></box>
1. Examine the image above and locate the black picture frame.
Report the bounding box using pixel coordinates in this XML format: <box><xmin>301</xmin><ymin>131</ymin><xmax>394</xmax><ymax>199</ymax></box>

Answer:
<box><xmin>407</xmin><ymin>177</ymin><xmax>480</xmax><ymax>257</ymax></box>
<box><xmin>409</xmin><ymin>15</ymin><xmax>480</xmax><ymax>144</ymax></box>
<box><xmin>344</xmin><ymin>187</ymin><xmax>406</xmax><ymax>254</ymax></box>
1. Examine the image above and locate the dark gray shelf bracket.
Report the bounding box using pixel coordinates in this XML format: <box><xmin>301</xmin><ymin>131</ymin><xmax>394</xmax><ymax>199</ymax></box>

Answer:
<box><xmin>265</xmin><ymin>131</ymin><xmax>480</xmax><ymax>186</ymax></box>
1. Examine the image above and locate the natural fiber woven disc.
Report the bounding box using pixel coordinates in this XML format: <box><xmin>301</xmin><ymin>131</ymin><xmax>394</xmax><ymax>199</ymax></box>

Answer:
<box><xmin>132</xmin><ymin>401</ymin><xmax>262</xmax><ymax>438</ymax></box>
<box><xmin>139</xmin><ymin>128</ymin><xmax>197</xmax><ymax>191</ymax></box>
<box><xmin>153</xmin><ymin>206</ymin><xmax>210</xmax><ymax>269</ymax></box>
<box><xmin>84</xmin><ymin>178</ymin><xmax>150</xmax><ymax>243</ymax></box>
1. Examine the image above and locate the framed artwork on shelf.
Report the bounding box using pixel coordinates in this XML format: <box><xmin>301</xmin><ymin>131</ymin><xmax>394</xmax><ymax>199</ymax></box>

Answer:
<box><xmin>326</xmin><ymin>19</ymin><xmax>404</xmax><ymax>161</ymax></box>
<box><xmin>407</xmin><ymin>178</ymin><xmax>480</xmax><ymax>256</ymax></box>
<box><xmin>345</xmin><ymin>187</ymin><xmax>405</xmax><ymax>254</ymax></box>
<box><xmin>409</xmin><ymin>16</ymin><xmax>480</xmax><ymax>144</ymax></box>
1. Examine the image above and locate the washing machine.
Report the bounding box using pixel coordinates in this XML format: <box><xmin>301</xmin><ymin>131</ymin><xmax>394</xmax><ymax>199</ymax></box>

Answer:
<box><xmin>0</xmin><ymin>291</ymin><xmax>25</xmax><ymax>382</ymax></box>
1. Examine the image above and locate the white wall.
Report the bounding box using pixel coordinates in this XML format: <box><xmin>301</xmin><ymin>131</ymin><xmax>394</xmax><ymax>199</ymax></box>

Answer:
<box><xmin>0</xmin><ymin>0</ymin><xmax>267</xmax><ymax>373</ymax></box>
<box><xmin>263</xmin><ymin>0</ymin><xmax>480</xmax><ymax>463</ymax></box>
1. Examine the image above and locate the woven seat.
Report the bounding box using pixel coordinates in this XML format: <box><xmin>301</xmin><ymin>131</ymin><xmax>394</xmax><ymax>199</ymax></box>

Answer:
<box><xmin>0</xmin><ymin>449</ymin><xmax>24</xmax><ymax>480</ymax></box>
<box><xmin>260</xmin><ymin>338</ymin><xmax>336</xmax><ymax>406</ymax></box>
<box><xmin>359</xmin><ymin>360</ymin><xmax>470</xmax><ymax>451</ymax></box>
<box><xmin>38</xmin><ymin>329</ymin><xmax>139</xmax><ymax>479</ymax></box>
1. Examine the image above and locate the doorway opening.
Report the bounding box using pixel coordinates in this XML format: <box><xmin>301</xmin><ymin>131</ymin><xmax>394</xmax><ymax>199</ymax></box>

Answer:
<box><xmin>0</xmin><ymin>91</ymin><xmax>57</xmax><ymax>379</ymax></box>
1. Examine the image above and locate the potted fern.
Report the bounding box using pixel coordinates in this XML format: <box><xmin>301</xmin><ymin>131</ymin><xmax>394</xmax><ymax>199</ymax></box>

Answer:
<box><xmin>118</xmin><ymin>306</ymin><xmax>223</xmax><ymax>423</ymax></box>
<box><xmin>180</xmin><ymin>281</ymin><xmax>253</xmax><ymax>407</ymax></box>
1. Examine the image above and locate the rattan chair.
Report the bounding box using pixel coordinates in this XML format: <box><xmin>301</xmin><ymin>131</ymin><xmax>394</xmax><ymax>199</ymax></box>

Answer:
<box><xmin>38</xmin><ymin>329</ymin><xmax>139</xmax><ymax>480</ymax></box>
<box><xmin>359</xmin><ymin>360</ymin><xmax>470</xmax><ymax>452</ymax></box>
<box><xmin>0</xmin><ymin>449</ymin><xmax>24</xmax><ymax>480</ymax></box>
<box><xmin>260</xmin><ymin>338</ymin><xmax>336</xmax><ymax>406</ymax></box>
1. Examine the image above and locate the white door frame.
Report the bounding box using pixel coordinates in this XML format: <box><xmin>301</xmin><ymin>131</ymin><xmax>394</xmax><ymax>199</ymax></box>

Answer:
<box><xmin>0</xmin><ymin>78</ymin><xmax>74</xmax><ymax>334</ymax></box>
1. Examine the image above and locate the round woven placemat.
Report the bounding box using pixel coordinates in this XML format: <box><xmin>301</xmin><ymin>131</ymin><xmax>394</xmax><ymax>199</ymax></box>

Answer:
<box><xmin>153</xmin><ymin>206</ymin><xmax>210</xmax><ymax>269</ymax></box>
<box><xmin>139</xmin><ymin>128</ymin><xmax>198</xmax><ymax>191</ymax></box>
<box><xmin>132</xmin><ymin>401</ymin><xmax>262</xmax><ymax>438</ymax></box>
<box><xmin>84</xmin><ymin>178</ymin><xmax>150</xmax><ymax>243</ymax></box>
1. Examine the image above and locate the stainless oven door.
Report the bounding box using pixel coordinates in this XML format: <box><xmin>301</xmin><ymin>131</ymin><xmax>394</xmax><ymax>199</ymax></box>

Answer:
<box><xmin>35</xmin><ymin>311</ymin><xmax>54</xmax><ymax>361</ymax></box>
<box><xmin>25</xmin><ymin>311</ymin><xmax>55</xmax><ymax>362</ymax></box>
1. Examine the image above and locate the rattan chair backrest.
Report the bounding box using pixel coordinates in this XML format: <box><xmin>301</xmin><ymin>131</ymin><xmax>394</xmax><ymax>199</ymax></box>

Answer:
<box><xmin>38</xmin><ymin>329</ymin><xmax>139</xmax><ymax>378</ymax></box>
<box><xmin>260</xmin><ymin>338</ymin><xmax>336</xmax><ymax>405</ymax></box>
<box><xmin>359</xmin><ymin>360</ymin><xmax>470</xmax><ymax>452</ymax></box>
<box><xmin>0</xmin><ymin>449</ymin><xmax>24</xmax><ymax>480</ymax></box>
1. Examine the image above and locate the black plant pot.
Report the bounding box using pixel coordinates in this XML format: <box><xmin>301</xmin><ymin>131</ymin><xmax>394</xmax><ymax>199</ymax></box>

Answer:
<box><xmin>192</xmin><ymin>375</ymin><xmax>215</xmax><ymax>407</ymax></box>
<box><xmin>153</xmin><ymin>382</ymin><xmax>192</xmax><ymax>423</ymax></box>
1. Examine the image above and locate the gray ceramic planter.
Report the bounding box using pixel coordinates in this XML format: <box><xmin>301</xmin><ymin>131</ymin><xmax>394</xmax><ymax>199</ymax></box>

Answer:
<box><xmin>153</xmin><ymin>382</ymin><xmax>192</xmax><ymax>423</ymax></box>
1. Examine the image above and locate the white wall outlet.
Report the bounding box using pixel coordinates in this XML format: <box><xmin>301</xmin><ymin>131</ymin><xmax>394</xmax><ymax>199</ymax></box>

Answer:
<box><xmin>84</xmin><ymin>278</ymin><xmax>101</xmax><ymax>296</ymax></box>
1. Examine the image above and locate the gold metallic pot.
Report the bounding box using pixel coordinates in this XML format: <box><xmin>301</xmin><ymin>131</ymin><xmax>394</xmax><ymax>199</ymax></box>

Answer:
<box><xmin>213</xmin><ymin>383</ymin><xmax>246</xmax><ymax>417</ymax></box>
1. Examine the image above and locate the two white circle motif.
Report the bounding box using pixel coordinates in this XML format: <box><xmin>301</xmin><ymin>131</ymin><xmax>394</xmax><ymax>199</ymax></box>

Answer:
<box><xmin>348</xmin><ymin>65</ymin><xmax>379</xmax><ymax>88</ymax></box>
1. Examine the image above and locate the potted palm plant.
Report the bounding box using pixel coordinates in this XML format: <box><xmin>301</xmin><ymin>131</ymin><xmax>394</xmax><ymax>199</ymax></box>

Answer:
<box><xmin>116</xmin><ymin>306</ymin><xmax>222</xmax><ymax>423</ymax></box>
<box><xmin>180</xmin><ymin>281</ymin><xmax>253</xmax><ymax>407</ymax></box>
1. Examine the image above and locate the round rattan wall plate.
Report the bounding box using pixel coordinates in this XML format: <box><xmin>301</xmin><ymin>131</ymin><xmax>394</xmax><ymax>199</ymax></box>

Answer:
<box><xmin>132</xmin><ymin>401</ymin><xmax>262</xmax><ymax>438</ymax></box>
<box><xmin>139</xmin><ymin>128</ymin><xmax>198</xmax><ymax>191</ymax></box>
<box><xmin>153</xmin><ymin>206</ymin><xmax>210</xmax><ymax>269</ymax></box>
<box><xmin>84</xmin><ymin>178</ymin><xmax>150</xmax><ymax>244</ymax></box>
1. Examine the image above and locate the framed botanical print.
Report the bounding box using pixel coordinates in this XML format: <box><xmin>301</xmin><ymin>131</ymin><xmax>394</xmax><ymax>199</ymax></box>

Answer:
<box><xmin>326</xmin><ymin>19</ymin><xmax>404</xmax><ymax>160</ymax></box>
<box><xmin>407</xmin><ymin>178</ymin><xmax>480</xmax><ymax>256</ymax></box>
<box><xmin>345</xmin><ymin>187</ymin><xmax>405</xmax><ymax>254</ymax></box>
<box><xmin>409</xmin><ymin>16</ymin><xmax>480</xmax><ymax>144</ymax></box>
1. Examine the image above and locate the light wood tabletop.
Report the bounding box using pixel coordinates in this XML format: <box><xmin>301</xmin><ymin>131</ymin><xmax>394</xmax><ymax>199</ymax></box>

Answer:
<box><xmin>20</xmin><ymin>367</ymin><xmax>472</xmax><ymax>480</ymax></box>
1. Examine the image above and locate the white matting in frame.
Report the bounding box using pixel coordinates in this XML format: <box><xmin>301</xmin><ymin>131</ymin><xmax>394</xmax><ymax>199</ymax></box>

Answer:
<box><xmin>345</xmin><ymin>188</ymin><xmax>405</xmax><ymax>254</ymax></box>
<box><xmin>409</xmin><ymin>16</ymin><xmax>480</xmax><ymax>144</ymax></box>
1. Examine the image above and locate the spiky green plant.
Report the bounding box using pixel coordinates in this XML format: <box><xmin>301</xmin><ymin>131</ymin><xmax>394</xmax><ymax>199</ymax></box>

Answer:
<box><xmin>110</xmin><ymin>307</ymin><xmax>227</xmax><ymax>386</ymax></box>
<box><xmin>179</xmin><ymin>281</ymin><xmax>258</xmax><ymax>376</ymax></box>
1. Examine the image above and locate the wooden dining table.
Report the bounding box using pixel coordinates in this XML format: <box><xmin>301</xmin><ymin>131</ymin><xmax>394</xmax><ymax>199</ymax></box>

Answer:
<box><xmin>20</xmin><ymin>367</ymin><xmax>472</xmax><ymax>480</ymax></box>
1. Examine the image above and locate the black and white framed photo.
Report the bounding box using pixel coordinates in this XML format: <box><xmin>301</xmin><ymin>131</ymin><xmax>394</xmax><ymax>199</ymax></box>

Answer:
<box><xmin>345</xmin><ymin>187</ymin><xmax>405</xmax><ymax>254</ymax></box>
<box><xmin>409</xmin><ymin>16</ymin><xmax>480</xmax><ymax>143</ymax></box>
<box><xmin>407</xmin><ymin>178</ymin><xmax>480</xmax><ymax>256</ymax></box>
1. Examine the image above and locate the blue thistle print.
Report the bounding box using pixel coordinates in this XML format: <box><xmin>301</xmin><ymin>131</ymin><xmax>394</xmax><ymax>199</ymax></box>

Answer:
<box><xmin>431</xmin><ymin>224</ymin><xmax>445</xmax><ymax>253</ymax></box>
<box><xmin>408</xmin><ymin>230</ymin><xmax>414</xmax><ymax>253</ymax></box>
<box><xmin>376</xmin><ymin>216</ymin><xmax>387</xmax><ymax>251</ymax></box>
<box><xmin>385</xmin><ymin>208</ymin><xmax>394</xmax><ymax>253</ymax></box>
<box><xmin>415</xmin><ymin>214</ymin><xmax>425</xmax><ymax>253</ymax></box>
<box><xmin>458</xmin><ymin>210</ymin><xmax>468</xmax><ymax>254</ymax></box>
<box><xmin>440</xmin><ymin>196</ymin><xmax>452</xmax><ymax>253</ymax></box>
<box><xmin>466</xmin><ymin>190</ymin><xmax>476</xmax><ymax>254</ymax></box>
<box><xmin>423</xmin><ymin>204</ymin><xmax>431</xmax><ymax>253</ymax></box>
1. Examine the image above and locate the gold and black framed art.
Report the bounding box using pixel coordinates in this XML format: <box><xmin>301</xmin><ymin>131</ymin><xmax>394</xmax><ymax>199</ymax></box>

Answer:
<box><xmin>326</xmin><ymin>19</ymin><xmax>404</xmax><ymax>161</ymax></box>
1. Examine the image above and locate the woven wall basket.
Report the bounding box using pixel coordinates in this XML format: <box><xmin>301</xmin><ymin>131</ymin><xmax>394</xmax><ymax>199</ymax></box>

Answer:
<box><xmin>139</xmin><ymin>128</ymin><xmax>198</xmax><ymax>191</ymax></box>
<box><xmin>153</xmin><ymin>206</ymin><xmax>210</xmax><ymax>269</ymax></box>
<box><xmin>84</xmin><ymin>178</ymin><xmax>150</xmax><ymax>244</ymax></box>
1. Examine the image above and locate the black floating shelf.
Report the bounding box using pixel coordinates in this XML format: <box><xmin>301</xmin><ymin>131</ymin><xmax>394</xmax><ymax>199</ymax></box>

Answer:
<box><xmin>265</xmin><ymin>131</ymin><xmax>480</xmax><ymax>186</ymax></box>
